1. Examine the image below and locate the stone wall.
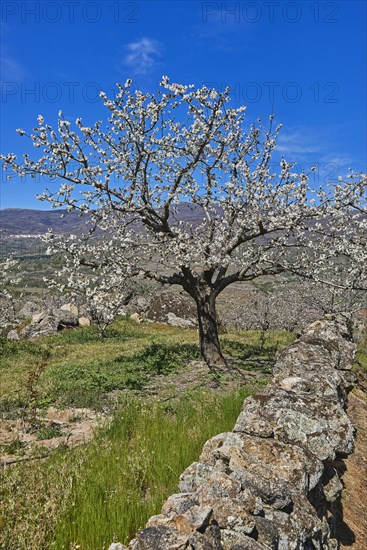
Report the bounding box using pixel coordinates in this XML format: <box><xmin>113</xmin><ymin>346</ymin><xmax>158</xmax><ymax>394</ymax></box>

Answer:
<box><xmin>111</xmin><ymin>315</ymin><xmax>357</xmax><ymax>550</ymax></box>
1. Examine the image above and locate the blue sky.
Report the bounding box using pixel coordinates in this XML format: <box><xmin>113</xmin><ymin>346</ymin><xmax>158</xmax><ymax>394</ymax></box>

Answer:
<box><xmin>1</xmin><ymin>0</ymin><xmax>366</xmax><ymax>209</ymax></box>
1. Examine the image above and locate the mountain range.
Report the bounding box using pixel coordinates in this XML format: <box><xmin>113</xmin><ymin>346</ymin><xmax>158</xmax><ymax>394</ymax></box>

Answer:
<box><xmin>0</xmin><ymin>209</ymin><xmax>91</xmax><ymax>235</ymax></box>
<box><xmin>0</xmin><ymin>205</ymin><xmax>207</xmax><ymax>236</ymax></box>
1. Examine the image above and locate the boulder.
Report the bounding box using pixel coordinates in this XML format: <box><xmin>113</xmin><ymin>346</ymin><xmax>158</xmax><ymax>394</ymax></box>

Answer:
<box><xmin>61</xmin><ymin>303</ymin><xmax>79</xmax><ymax>316</ymax></box>
<box><xmin>146</xmin><ymin>290</ymin><xmax>197</xmax><ymax>325</ymax></box>
<box><xmin>20</xmin><ymin>315</ymin><xmax>59</xmax><ymax>338</ymax></box>
<box><xmin>18</xmin><ymin>301</ymin><xmax>39</xmax><ymax>319</ymax></box>
<box><xmin>52</xmin><ymin>308</ymin><xmax>79</xmax><ymax>327</ymax></box>
<box><xmin>19</xmin><ymin>308</ymin><xmax>78</xmax><ymax>338</ymax></box>
<box><xmin>78</xmin><ymin>316</ymin><xmax>91</xmax><ymax>327</ymax></box>
<box><xmin>32</xmin><ymin>310</ymin><xmax>49</xmax><ymax>324</ymax></box>
<box><xmin>125</xmin><ymin>295</ymin><xmax>150</xmax><ymax>314</ymax></box>
<box><xmin>167</xmin><ymin>312</ymin><xmax>196</xmax><ymax>328</ymax></box>
<box><xmin>7</xmin><ymin>329</ymin><xmax>20</xmax><ymax>340</ymax></box>
<box><xmin>130</xmin><ymin>312</ymin><xmax>143</xmax><ymax>324</ymax></box>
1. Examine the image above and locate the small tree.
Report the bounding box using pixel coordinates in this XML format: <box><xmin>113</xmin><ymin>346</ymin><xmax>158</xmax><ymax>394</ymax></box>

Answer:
<box><xmin>2</xmin><ymin>77</ymin><xmax>366</xmax><ymax>369</ymax></box>
<box><xmin>0</xmin><ymin>255</ymin><xmax>21</xmax><ymax>328</ymax></box>
<box><xmin>44</xmin><ymin>230</ymin><xmax>135</xmax><ymax>336</ymax></box>
<box><xmin>279</xmin><ymin>278</ymin><xmax>366</xmax><ymax>319</ymax></box>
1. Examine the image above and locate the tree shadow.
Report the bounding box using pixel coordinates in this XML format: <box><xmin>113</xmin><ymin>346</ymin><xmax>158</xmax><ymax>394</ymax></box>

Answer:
<box><xmin>221</xmin><ymin>338</ymin><xmax>276</xmax><ymax>374</ymax></box>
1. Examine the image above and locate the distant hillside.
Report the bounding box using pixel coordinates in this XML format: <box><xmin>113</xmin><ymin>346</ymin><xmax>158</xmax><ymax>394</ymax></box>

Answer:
<box><xmin>0</xmin><ymin>209</ymin><xmax>90</xmax><ymax>235</ymax></box>
<box><xmin>0</xmin><ymin>205</ymin><xmax>208</xmax><ymax>236</ymax></box>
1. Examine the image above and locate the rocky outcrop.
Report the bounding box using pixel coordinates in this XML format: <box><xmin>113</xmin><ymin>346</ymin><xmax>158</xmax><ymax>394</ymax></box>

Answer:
<box><xmin>146</xmin><ymin>290</ymin><xmax>197</xmax><ymax>327</ymax></box>
<box><xmin>18</xmin><ymin>308</ymin><xmax>79</xmax><ymax>338</ymax></box>
<box><xmin>18</xmin><ymin>301</ymin><xmax>40</xmax><ymax>319</ymax></box>
<box><xmin>60</xmin><ymin>302</ymin><xmax>79</xmax><ymax>316</ymax></box>
<box><xmin>112</xmin><ymin>316</ymin><xmax>357</xmax><ymax>549</ymax></box>
<box><xmin>7</xmin><ymin>304</ymin><xmax>91</xmax><ymax>339</ymax></box>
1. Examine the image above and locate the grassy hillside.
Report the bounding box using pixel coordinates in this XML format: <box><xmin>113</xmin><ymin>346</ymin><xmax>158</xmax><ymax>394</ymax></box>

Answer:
<box><xmin>0</xmin><ymin>319</ymin><xmax>293</xmax><ymax>414</ymax></box>
<box><xmin>0</xmin><ymin>320</ymin><xmax>295</xmax><ymax>549</ymax></box>
<box><xmin>1</xmin><ymin>318</ymin><xmax>365</xmax><ymax>549</ymax></box>
<box><xmin>1</xmin><ymin>389</ymin><xmax>250</xmax><ymax>550</ymax></box>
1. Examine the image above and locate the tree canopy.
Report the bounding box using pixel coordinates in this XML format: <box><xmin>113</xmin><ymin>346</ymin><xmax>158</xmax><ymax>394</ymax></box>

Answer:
<box><xmin>2</xmin><ymin>77</ymin><xmax>366</xmax><ymax>367</ymax></box>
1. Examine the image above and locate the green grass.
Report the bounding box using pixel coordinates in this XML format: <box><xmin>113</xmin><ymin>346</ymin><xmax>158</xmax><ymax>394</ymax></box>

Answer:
<box><xmin>41</xmin><ymin>340</ymin><xmax>202</xmax><ymax>409</ymax></box>
<box><xmin>222</xmin><ymin>330</ymin><xmax>293</xmax><ymax>372</ymax></box>
<box><xmin>1</xmin><ymin>388</ymin><xmax>251</xmax><ymax>550</ymax></box>
<box><xmin>0</xmin><ymin>438</ymin><xmax>26</xmax><ymax>455</ymax></box>
<box><xmin>0</xmin><ymin>319</ymin><xmax>292</xmax><ymax>413</ymax></box>
<box><xmin>36</xmin><ymin>424</ymin><xmax>64</xmax><ymax>441</ymax></box>
<box><xmin>0</xmin><ymin>320</ymin><xmax>294</xmax><ymax>548</ymax></box>
<box><xmin>3</xmin><ymin>319</ymin><xmax>361</xmax><ymax>549</ymax></box>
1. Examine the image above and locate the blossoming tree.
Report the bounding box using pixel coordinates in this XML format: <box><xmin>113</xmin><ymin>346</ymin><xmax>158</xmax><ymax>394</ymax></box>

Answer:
<box><xmin>2</xmin><ymin>77</ymin><xmax>366</xmax><ymax>369</ymax></box>
<box><xmin>44</xmin><ymin>232</ymin><xmax>136</xmax><ymax>336</ymax></box>
<box><xmin>0</xmin><ymin>255</ymin><xmax>21</xmax><ymax>328</ymax></box>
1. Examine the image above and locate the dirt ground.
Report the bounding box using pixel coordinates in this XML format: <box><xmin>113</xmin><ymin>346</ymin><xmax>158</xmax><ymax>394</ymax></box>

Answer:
<box><xmin>337</xmin><ymin>384</ymin><xmax>367</xmax><ymax>549</ymax></box>
<box><xmin>0</xmin><ymin>361</ymin><xmax>261</xmax><ymax>466</ymax></box>
<box><xmin>0</xmin><ymin>407</ymin><xmax>107</xmax><ymax>465</ymax></box>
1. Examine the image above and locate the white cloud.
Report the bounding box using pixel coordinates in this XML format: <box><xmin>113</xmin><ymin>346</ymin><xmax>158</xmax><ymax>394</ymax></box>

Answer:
<box><xmin>123</xmin><ymin>37</ymin><xmax>161</xmax><ymax>75</ymax></box>
<box><xmin>0</xmin><ymin>23</ymin><xmax>27</xmax><ymax>82</ymax></box>
<box><xmin>277</xmin><ymin>130</ymin><xmax>322</xmax><ymax>158</ymax></box>
<box><xmin>0</xmin><ymin>54</ymin><xmax>27</xmax><ymax>82</ymax></box>
<box><xmin>275</xmin><ymin>127</ymin><xmax>356</xmax><ymax>180</ymax></box>
<box><xmin>320</xmin><ymin>154</ymin><xmax>354</xmax><ymax>168</ymax></box>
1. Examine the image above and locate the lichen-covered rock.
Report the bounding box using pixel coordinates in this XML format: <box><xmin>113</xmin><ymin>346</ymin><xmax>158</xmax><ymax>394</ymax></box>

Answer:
<box><xmin>161</xmin><ymin>493</ymin><xmax>199</xmax><ymax>516</ymax></box>
<box><xmin>7</xmin><ymin>328</ymin><xmax>20</xmax><ymax>340</ymax></box>
<box><xmin>129</xmin><ymin>525</ymin><xmax>190</xmax><ymax>549</ymax></box>
<box><xmin>233</xmin><ymin>391</ymin><xmax>354</xmax><ymax>461</ymax></box>
<box><xmin>120</xmin><ymin>317</ymin><xmax>357</xmax><ymax>550</ymax></box>
<box><xmin>18</xmin><ymin>301</ymin><xmax>39</xmax><ymax>319</ymax></box>
<box><xmin>60</xmin><ymin>303</ymin><xmax>79</xmax><ymax>316</ymax></box>
<box><xmin>220</xmin><ymin>434</ymin><xmax>323</xmax><ymax>493</ymax></box>
<box><xmin>275</xmin><ymin>340</ymin><xmax>334</xmax><ymax>373</ymax></box>
<box><xmin>199</xmin><ymin>433</ymin><xmax>230</xmax><ymax>464</ymax></box>
<box><xmin>272</xmin><ymin>370</ymin><xmax>354</xmax><ymax>404</ymax></box>
<box><xmin>299</xmin><ymin>318</ymin><xmax>356</xmax><ymax>369</ymax></box>
<box><xmin>179</xmin><ymin>462</ymin><xmax>216</xmax><ymax>493</ymax></box>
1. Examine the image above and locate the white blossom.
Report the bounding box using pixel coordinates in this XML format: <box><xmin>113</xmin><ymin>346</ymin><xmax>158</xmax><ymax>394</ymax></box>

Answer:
<box><xmin>1</xmin><ymin>78</ymin><xmax>366</xmax><ymax>366</ymax></box>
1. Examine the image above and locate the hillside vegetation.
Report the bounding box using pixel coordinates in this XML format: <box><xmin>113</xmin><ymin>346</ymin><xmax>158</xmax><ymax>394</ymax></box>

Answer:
<box><xmin>0</xmin><ymin>319</ymin><xmax>294</xmax><ymax>549</ymax></box>
<box><xmin>0</xmin><ymin>319</ymin><xmax>293</xmax><ymax>415</ymax></box>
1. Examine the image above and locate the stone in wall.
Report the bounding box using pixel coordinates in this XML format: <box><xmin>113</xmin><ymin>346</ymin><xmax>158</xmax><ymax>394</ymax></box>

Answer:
<box><xmin>109</xmin><ymin>316</ymin><xmax>357</xmax><ymax>550</ymax></box>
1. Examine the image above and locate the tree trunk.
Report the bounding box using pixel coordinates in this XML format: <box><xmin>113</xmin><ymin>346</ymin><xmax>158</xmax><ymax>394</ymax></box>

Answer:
<box><xmin>195</xmin><ymin>292</ymin><xmax>227</xmax><ymax>370</ymax></box>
